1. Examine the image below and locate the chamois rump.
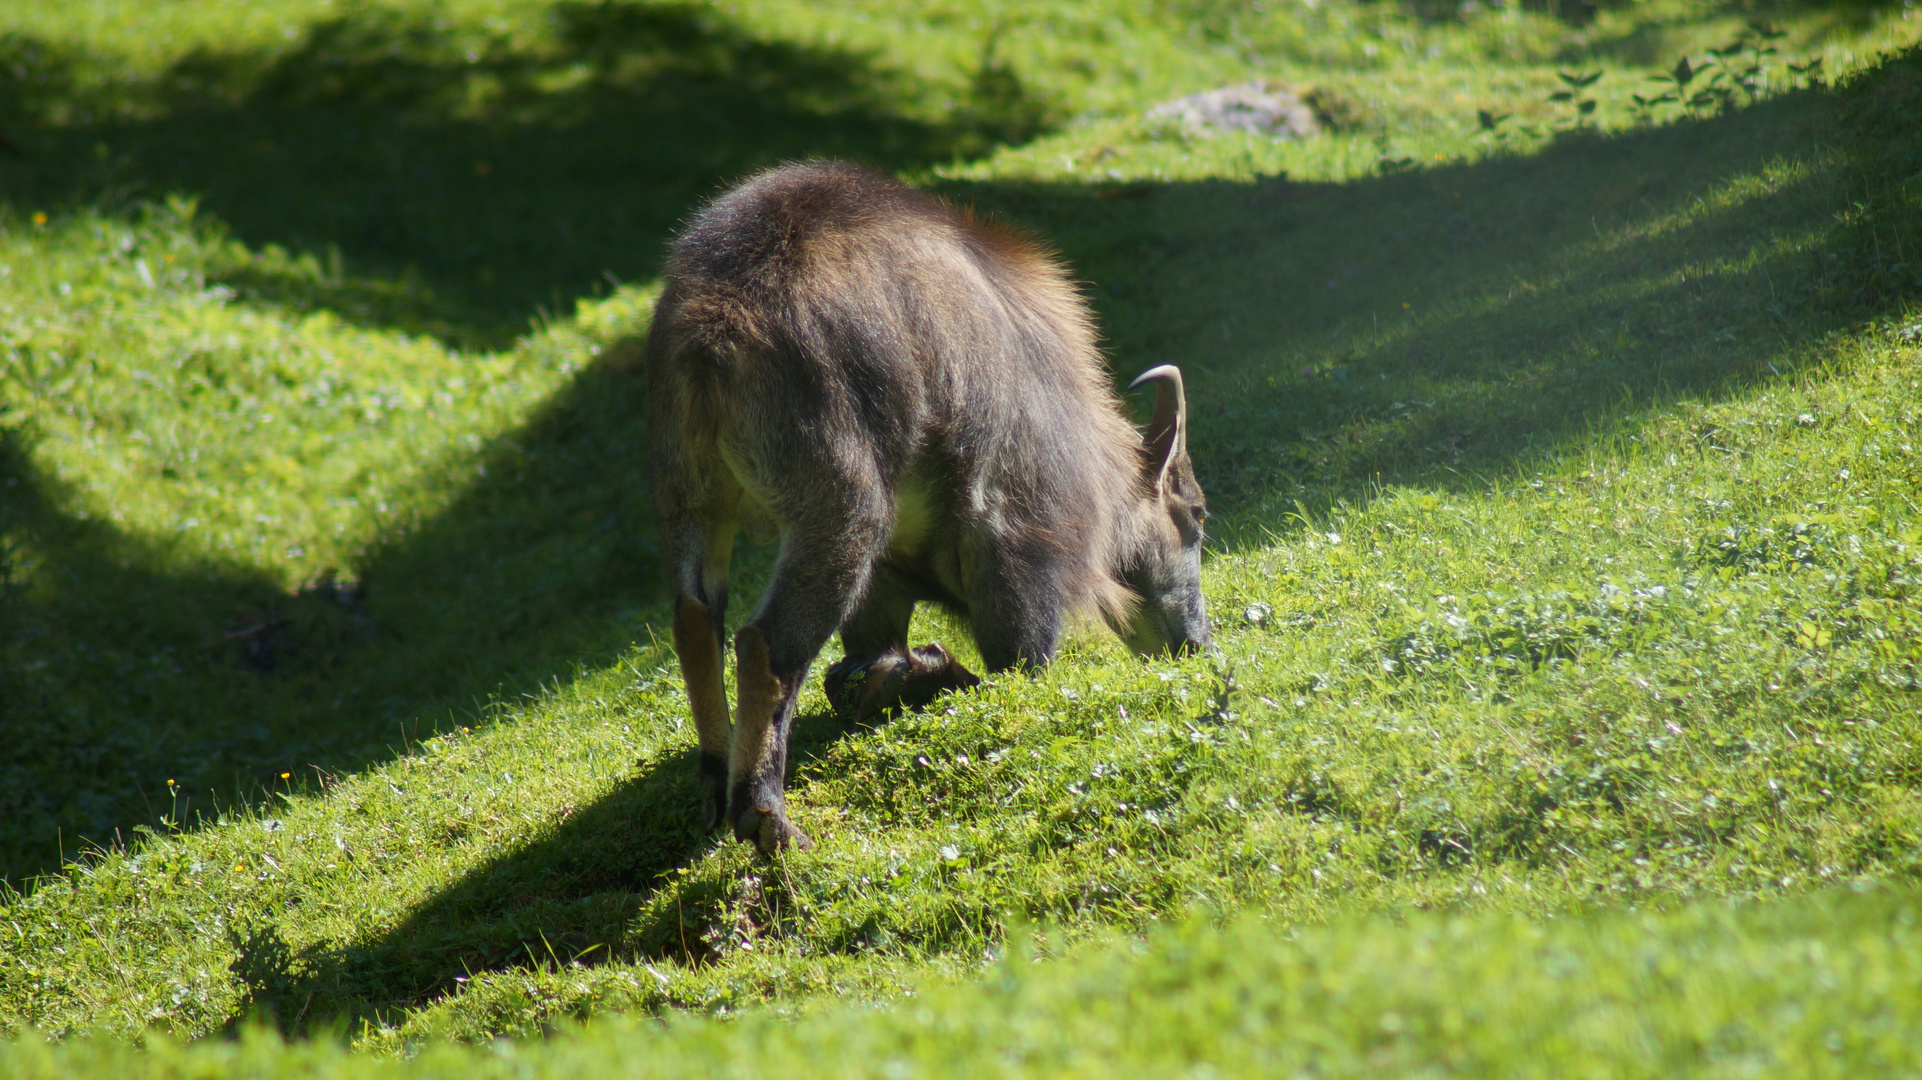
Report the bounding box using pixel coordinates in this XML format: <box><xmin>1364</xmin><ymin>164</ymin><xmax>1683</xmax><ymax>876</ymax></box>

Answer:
<box><xmin>647</xmin><ymin>161</ymin><xmax>1211</xmax><ymax>854</ymax></box>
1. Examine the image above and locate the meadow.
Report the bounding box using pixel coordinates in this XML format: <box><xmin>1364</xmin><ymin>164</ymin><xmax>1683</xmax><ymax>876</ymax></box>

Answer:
<box><xmin>1</xmin><ymin>0</ymin><xmax>1920</xmax><ymax>1074</ymax></box>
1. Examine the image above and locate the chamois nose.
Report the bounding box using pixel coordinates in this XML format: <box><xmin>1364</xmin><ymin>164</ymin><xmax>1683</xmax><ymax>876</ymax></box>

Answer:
<box><xmin>1170</xmin><ymin>633</ymin><xmax>1217</xmax><ymax>659</ymax></box>
<box><xmin>1166</xmin><ymin>613</ymin><xmax>1214</xmax><ymax>658</ymax></box>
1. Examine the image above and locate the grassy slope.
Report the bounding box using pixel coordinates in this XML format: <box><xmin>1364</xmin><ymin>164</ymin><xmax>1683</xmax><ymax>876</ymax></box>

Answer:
<box><xmin>1</xmin><ymin>0</ymin><xmax>1920</xmax><ymax>1071</ymax></box>
<box><xmin>7</xmin><ymin>886</ymin><xmax>1922</xmax><ymax>1078</ymax></box>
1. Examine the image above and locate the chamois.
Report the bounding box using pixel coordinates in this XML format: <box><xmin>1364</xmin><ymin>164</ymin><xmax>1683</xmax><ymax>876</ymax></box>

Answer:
<box><xmin>647</xmin><ymin>161</ymin><xmax>1210</xmax><ymax>853</ymax></box>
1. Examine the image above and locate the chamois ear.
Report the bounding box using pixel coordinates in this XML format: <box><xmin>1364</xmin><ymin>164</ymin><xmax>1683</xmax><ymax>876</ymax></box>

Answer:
<box><xmin>1128</xmin><ymin>365</ymin><xmax>1188</xmax><ymax>486</ymax></box>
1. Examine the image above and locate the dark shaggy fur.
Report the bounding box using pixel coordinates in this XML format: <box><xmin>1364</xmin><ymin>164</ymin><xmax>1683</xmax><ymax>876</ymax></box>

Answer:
<box><xmin>647</xmin><ymin>161</ymin><xmax>1210</xmax><ymax>853</ymax></box>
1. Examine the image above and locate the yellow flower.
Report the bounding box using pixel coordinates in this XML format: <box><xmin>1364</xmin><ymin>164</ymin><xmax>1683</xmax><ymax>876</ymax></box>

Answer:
<box><xmin>31</xmin><ymin>212</ymin><xmax>47</xmax><ymax>225</ymax></box>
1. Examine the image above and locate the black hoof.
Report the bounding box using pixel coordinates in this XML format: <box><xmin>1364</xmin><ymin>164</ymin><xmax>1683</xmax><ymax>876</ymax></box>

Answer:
<box><xmin>732</xmin><ymin>804</ymin><xmax>811</xmax><ymax>854</ymax></box>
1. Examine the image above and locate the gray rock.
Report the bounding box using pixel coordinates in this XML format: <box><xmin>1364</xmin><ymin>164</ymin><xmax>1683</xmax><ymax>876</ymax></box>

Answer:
<box><xmin>1149</xmin><ymin>81</ymin><xmax>1321</xmax><ymax>139</ymax></box>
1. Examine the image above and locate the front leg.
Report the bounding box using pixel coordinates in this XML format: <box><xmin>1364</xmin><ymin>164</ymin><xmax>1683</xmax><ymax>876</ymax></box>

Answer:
<box><xmin>825</xmin><ymin>644</ymin><xmax>981</xmax><ymax>724</ymax></box>
<box><xmin>824</xmin><ymin>571</ymin><xmax>978</xmax><ymax>723</ymax></box>
<box><xmin>968</xmin><ymin>548</ymin><xmax>1067</xmax><ymax>674</ymax></box>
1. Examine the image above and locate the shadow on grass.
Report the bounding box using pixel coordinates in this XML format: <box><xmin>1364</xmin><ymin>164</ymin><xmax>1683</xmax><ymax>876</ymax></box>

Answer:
<box><xmin>0</xmin><ymin>2</ymin><xmax>1052</xmax><ymax>348</ymax></box>
<box><xmin>228</xmin><ymin>708</ymin><xmax>861</xmax><ymax>1036</ymax></box>
<box><xmin>0</xmin><ymin>347</ymin><xmax>679</xmax><ymax>883</ymax></box>
<box><xmin>226</xmin><ymin>748</ymin><xmax>713</xmax><ymax>1034</ymax></box>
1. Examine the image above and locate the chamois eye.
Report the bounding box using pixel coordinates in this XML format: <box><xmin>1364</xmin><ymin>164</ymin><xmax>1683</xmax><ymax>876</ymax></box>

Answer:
<box><xmin>1193</xmin><ymin>506</ymin><xmax>1208</xmax><ymax>525</ymax></box>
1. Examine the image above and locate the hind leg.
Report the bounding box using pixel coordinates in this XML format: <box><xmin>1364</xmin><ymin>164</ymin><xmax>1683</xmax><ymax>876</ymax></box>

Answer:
<box><xmin>664</xmin><ymin>511</ymin><xmax>737</xmax><ymax>832</ymax></box>
<box><xmin>729</xmin><ymin>520</ymin><xmax>896</xmax><ymax>854</ymax></box>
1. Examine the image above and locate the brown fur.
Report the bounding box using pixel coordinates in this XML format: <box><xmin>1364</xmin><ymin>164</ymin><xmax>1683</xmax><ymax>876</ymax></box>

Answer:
<box><xmin>647</xmin><ymin>161</ymin><xmax>1211</xmax><ymax>853</ymax></box>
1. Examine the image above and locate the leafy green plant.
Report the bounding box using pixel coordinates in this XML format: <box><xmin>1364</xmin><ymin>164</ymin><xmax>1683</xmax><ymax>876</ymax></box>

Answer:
<box><xmin>1546</xmin><ymin>69</ymin><xmax>1602</xmax><ymax>128</ymax></box>
<box><xmin>1648</xmin><ymin>55</ymin><xmax>1702</xmax><ymax>114</ymax></box>
<box><xmin>1788</xmin><ymin>55</ymin><xmax>1827</xmax><ymax>90</ymax></box>
<box><xmin>1708</xmin><ymin>21</ymin><xmax>1788</xmax><ymax>106</ymax></box>
<box><xmin>1630</xmin><ymin>26</ymin><xmax>1826</xmax><ymax>127</ymax></box>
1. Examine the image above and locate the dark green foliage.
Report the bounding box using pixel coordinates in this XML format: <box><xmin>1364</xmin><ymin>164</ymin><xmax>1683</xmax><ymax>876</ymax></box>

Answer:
<box><xmin>0</xmin><ymin>3</ymin><xmax>1050</xmax><ymax>348</ymax></box>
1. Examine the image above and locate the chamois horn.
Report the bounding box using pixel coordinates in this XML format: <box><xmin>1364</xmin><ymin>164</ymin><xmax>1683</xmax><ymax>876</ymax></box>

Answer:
<box><xmin>1128</xmin><ymin>364</ymin><xmax>1188</xmax><ymax>481</ymax></box>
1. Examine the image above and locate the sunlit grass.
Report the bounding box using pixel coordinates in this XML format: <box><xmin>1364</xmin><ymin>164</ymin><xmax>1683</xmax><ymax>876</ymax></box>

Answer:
<box><xmin>8</xmin><ymin>887</ymin><xmax>1922</xmax><ymax>1077</ymax></box>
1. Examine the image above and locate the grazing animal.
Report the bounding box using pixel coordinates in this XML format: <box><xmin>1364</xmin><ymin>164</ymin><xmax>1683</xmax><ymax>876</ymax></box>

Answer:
<box><xmin>646</xmin><ymin>161</ymin><xmax>1211</xmax><ymax>854</ymax></box>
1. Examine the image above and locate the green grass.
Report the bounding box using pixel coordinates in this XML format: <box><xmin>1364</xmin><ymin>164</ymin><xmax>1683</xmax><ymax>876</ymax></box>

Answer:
<box><xmin>7</xmin><ymin>886</ymin><xmax>1922</xmax><ymax>1077</ymax></box>
<box><xmin>3</xmin><ymin>0</ymin><xmax>1921</xmax><ymax>1072</ymax></box>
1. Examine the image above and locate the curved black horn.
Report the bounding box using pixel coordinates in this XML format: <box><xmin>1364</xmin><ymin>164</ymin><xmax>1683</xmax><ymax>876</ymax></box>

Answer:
<box><xmin>1128</xmin><ymin>364</ymin><xmax>1187</xmax><ymax>481</ymax></box>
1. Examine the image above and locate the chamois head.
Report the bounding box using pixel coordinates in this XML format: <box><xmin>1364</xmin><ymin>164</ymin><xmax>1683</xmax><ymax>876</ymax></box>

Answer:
<box><xmin>1119</xmin><ymin>365</ymin><xmax>1213</xmax><ymax>657</ymax></box>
